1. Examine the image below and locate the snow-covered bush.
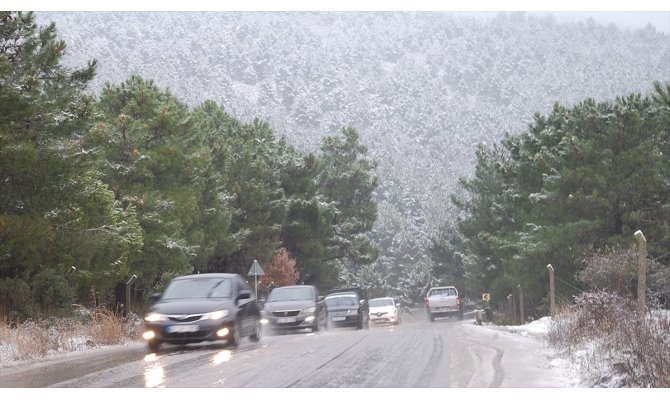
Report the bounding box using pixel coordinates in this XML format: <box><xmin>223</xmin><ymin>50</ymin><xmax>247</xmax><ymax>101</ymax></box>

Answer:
<box><xmin>548</xmin><ymin>290</ymin><xmax>670</xmax><ymax>387</ymax></box>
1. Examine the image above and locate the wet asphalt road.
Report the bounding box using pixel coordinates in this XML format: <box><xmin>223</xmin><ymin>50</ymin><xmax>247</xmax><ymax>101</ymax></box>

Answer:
<box><xmin>0</xmin><ymin>314</ymin><xmax>567</xmax><ymax>388</ymax></box>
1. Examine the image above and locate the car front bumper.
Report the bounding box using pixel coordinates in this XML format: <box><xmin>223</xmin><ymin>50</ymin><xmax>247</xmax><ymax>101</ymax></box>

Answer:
<box><xmin>144</xmin><ymin>318</ymin><xmax>235</xmax><ymax>344</ymax></box>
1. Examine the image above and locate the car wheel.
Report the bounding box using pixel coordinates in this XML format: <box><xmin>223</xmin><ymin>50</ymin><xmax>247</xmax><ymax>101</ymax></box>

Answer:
<box><xmin>250</xmin><ymin>318</ymin><xmax>262</xmax><ymax>342</ymax></box>
<box><xmin>228</xmin><ymin>321</ymin><xmax>241</xmax><ymax>347</ymax></box>
<box><xmin>147</xmin><ymin>339</ymin><xmax>161</xmax><ymax>352</ymax></box>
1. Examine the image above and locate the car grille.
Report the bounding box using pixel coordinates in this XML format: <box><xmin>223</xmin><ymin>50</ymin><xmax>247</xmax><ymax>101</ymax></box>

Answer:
<box><xmin>163</xmin><ymin>332</ymin><xmax>205</xmax><ymax>339</ymax></box>
<box><xmin>272</xmin><ymin>310</ymin><xmax>300</xmax><ymax>317</ymax></box>
<box><xmin>168</xmin><ymin>315</ymin><xmax>202</xmax><ymax>323</ymax></box>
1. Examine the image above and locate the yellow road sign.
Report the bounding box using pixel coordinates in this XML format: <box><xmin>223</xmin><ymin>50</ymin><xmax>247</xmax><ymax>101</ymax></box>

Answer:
<box><xmin>482</xmin><ymin>293</ymin><xmax>491</xmax><ymax>302</ymax></box>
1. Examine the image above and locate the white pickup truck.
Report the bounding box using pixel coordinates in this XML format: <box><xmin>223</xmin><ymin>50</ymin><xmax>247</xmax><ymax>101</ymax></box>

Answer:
<box><xmin>424</xmin><ymin>286</ymin><xmax>464</xmax><ymax>321</ymax></box>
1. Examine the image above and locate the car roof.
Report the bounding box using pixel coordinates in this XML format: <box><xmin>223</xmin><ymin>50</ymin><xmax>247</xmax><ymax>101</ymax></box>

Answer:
<box><xmin>325</xmin><ymin>292</ymin><xmax>357</xmax><ymax>298</ymax></box>
<box><xmin>429</xmin><ymin>286</ymin><xmax>456</xmax><ymax>290</ymax></box>
<box><xmin>173</xmin><ymin>273</ymin><xmax>240</xmax><ymax>280</ymax></box>
<box><xmin>273</xmin><ymin>285</ymin><xmax>315</xmax><ymax>290</ymax></box>
<box><xmin>370</xmin><ymin>297</ymin><xmax>394</xmax><ymax>301</ymax></box>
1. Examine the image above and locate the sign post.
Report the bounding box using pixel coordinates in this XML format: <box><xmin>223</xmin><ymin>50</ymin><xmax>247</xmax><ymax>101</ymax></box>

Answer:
<box><xmin>248</xmin><ymin>260</ymin><xmax>264</xmax><ymax>299</ymax></box>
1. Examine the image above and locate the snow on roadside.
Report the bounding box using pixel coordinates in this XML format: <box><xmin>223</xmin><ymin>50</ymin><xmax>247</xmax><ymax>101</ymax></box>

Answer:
<box><xmin>491</xmin><ymin>316</ymin><xmax>582</xmax><ymax>387</ymax></box>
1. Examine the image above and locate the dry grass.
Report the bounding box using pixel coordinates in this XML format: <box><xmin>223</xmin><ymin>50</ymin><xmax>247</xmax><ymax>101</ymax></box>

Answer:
<box><xmin>548</xmin><ymin>290</ymin><xmax>670</xmax><ymax>387</ymax></box>
<box><xmin>0</xmin><ymin>307</ymin><xmax>142</xmax><ymax>363</ymax></box>
<box><xmin>89</xmin><ymin>307</ymin><xmax>127</xmax><ymax>345</ymax></box>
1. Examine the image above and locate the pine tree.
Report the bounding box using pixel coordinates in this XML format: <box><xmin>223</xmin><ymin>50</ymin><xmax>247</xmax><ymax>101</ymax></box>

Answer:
<box><xmin>0</xmin><ymin>12</ymin><xmax>140</xmax><ymax>317</ymax></box>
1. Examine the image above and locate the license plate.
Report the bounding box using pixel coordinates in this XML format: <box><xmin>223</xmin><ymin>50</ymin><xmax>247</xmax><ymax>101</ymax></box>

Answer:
<box><xmin>332</xmin><ymin>316</ymin><xmax>346</xmax><ymax>322</ymax></box>
<box><xmin>166</xmin><ymin>324</ymin><xmax>198</xmax><ymax>333</ymax></box>
<box><xmin>277</xmin><ymin>317</ymin><xmax>296</xmax><ymax>323</ymax></box>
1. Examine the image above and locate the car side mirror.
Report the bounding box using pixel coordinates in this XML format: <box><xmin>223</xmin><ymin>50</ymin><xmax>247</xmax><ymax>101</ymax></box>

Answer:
<box><xmin>149</xmin><ymin>292</ymin><xmax>162</xmax><ymax>302</ymax></box>
<box><xmin>317</xmin><ymin>296</ymin><xmax>324</xmax><ymax>302</ymax></box>
<box><xmin>238</xmin><ymin>291</ymin><xmax>251</xmax><ymax>300</ymax></box>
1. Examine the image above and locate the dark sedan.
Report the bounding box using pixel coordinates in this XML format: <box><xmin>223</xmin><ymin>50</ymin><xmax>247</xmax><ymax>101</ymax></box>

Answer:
<box><xmin>260</xmin><ymin>285</ymin><xmax>328</xmax><ymax>333</ymax></box>
<box><xmin>142</xmin><ymin>273</ymin><xmax>261</xmax><ymax>351</ymax></box>
<box><xmin>324</xmin><ymin>291</ymin><xmax>369</xmax><ymax>329</ymax></box>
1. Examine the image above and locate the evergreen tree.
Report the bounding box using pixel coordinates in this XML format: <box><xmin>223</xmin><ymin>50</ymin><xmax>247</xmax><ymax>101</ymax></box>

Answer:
<box><xmin>315</xmin><ymin>127</ymin><xmax>380</xmax><ymax>284</ymax></box>
<box><xmin>0</xmin><ymin>12</ymin><xmax>141</xmax><ymax>317</ymax></box>
<box><xmin>87</xmin><ymin>76</ymin><xmax>205</xmax><ymax>293</ymax></box>
<box><xmin>437</xmin><ymin>84</ymin><xmax>670</xmax><ymax>313</ymax></box>
<box><xmin>206</xmin><ymin>117</ymin><xmax>287</xmax><ymax>276</ymax></box>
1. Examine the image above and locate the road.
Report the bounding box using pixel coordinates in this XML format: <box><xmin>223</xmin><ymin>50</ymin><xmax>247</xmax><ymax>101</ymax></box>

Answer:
<box><xmin>0</xmin><ymin>314</ymin><xmax>568</xmax><ymax>388</ymax></box>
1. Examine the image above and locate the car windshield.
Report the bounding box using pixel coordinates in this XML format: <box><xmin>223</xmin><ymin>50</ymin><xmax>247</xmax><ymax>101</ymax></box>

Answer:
<box><xmin>369</xmin><ymin>298</ymin><xmax>394</xmax><ymax>307</ymax></box>
<box><xmin>325</xmin><ymin>295</ymin><xmax>358</xmax><ymax>308</ymax></box>
<box><xmin>428</xmin><ymin>288</ymin><xmax>456</xmax><ymax>297</ymax></box>
<box><xmin>161</xmin><ymin>278</ymin><xmax>233</xmax><ymax>300</ymax></box>
<box><xmin>266</xmin><ymin>286</ymin><xmax>313</xmax><ymax>302</ymax></box>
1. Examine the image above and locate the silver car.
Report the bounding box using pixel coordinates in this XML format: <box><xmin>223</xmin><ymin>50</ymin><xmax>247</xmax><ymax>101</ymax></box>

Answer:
<box><xmin>260</xmin><ymin>285</ymin><xmax>328</xmax><ymax>333</ymax></box>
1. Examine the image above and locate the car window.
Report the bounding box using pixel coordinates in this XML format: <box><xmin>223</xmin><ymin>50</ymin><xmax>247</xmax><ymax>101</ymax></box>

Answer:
<box><xmin>325</xmin><ymin>294</ymin><xmax>359</xmax><ymax>308</ymax></box>
<box><xmin>369</xmin><ymin>298</ymin><xmax>393</xmax><ymax>307</ymax></box>
<box><xmin>267</xmin><ymin>286</ymin><xmax>314</xmax><ymax>302</ymax></box>
<box><xmin>162</xmin><ymin>278</ymin><xmax>233</xmax><ymax>299</ymax></box>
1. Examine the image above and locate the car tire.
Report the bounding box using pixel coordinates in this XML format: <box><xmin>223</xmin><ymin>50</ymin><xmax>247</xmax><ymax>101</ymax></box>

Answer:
<box><xmin>250</xmin><ymin>318</ymin><xmax>262</xmax><ymax>342</ymax></box>
<box><xmin>147</xmin><ymin>339</ymin><xmax>161</xmax><ymax>352</ymax></box>
<box><xmin>228</xmin><ymin>321</ymin><xmax>241</xmax><ymax>347</ymax></box>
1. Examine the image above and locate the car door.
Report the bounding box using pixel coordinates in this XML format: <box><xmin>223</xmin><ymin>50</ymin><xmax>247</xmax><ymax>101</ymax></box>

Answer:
<box><xmin>236</xmin><ymin>277</ymin><xmax>256</xmax><ymax>335</ymax></box>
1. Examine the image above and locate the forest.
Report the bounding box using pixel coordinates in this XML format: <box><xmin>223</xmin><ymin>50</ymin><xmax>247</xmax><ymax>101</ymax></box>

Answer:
<box><xmin>1</xmin><ymin>11</ymin><xmax>668</xmax><ymax>319</ymax></box>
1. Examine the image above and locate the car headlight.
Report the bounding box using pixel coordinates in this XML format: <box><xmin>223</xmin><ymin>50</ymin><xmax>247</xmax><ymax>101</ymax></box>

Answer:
<box><xmin>144</xmin><ymin>312</ymin><xmax>167</xmax><ymax>322</ymax></box>
<box><xmin>347</xmin><ymin>308</ymin><xmax>359</xmax><ymax>315</ymax></box>
<box><xmin>202</xmin><ymin>310</ymin><xmax>229</xmax><ymax>320</ymax></box>
<box><xmin>301</xmin><ymin>307</ymin><xmax>316</xmax><ymax>315</ymax></box>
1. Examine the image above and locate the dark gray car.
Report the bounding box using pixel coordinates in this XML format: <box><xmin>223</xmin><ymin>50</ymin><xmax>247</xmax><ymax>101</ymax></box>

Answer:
<box><xmin>324</xmin><ymin>289</ymin><xmax>370</xmax><ymax>330</ymax></box>
<box><xmin>261</xmin><ymin>285</ymin><xmax>328</xmax><ymax>333</ymax></box>
<box><xmin>142</xmin><ymin>273</ymin><xmax>261</xmax><ymax>351</ymax></box>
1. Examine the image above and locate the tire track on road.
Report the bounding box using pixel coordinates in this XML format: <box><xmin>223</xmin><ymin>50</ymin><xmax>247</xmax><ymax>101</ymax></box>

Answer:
<box><xmin>489</xmin><ymin>347</ymin><xmax>504</xmax><ymax>388</ymax></box>
<box><xmin>285</xmin><ymin>333</ymin><xmax>369</xmax><ymax>387</ymax></box>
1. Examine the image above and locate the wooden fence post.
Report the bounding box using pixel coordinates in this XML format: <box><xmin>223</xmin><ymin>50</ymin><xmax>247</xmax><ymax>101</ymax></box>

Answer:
<box><xmin>517</xmin><ymin>284</ymin><xmax>524</xmax><ymax>324</ymax></box>
<box><xmin>510</xmin><ymin>293</ymin><xmax>517</xmax><ymax>324</ymax></box>
<box><xmin>125</xmin><ymin>275</ymin><xmax>137</xmax><ymax>317</ymax></box>
<box><xmin>634</xmin><ymin>230</ymin><xmax>647</xmax><ymax>318</ymax></box>
<box><xmin>547</xmin><ymin>264</ymin><xmax>555</xmax><ymax>317</ymax></box>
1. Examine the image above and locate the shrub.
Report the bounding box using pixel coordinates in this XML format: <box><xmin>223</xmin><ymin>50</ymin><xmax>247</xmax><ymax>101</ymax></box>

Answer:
<box><xmin>89</xmin><ymin>307</ymin><xmax>126</xmax><ymax>345</ymax></box>
<box><xmin>32</xmin><ymin>268</ymin><xmax>75</xmax><ymax>313</ymax></box>
<box><xmin>0</xmin><ymin>278</ymin><xmax>36</xmax><ymax>320</ymax></box>
<box><xmin>549</xmin><ymin>290</ymin><xmax>670</xmax><ymax>387</ymax></box>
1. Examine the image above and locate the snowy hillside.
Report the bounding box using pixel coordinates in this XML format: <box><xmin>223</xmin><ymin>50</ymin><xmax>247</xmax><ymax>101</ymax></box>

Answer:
<box><xmin>34</xmin><ymin>11</ymin><xmax>670</xmax><ymax>265</ymax></box>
